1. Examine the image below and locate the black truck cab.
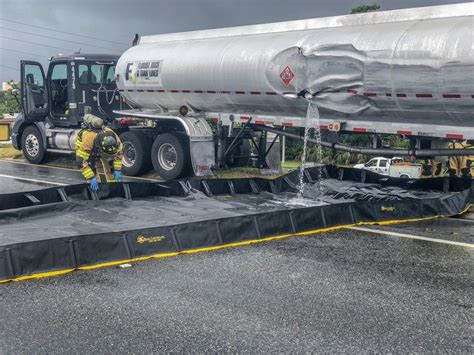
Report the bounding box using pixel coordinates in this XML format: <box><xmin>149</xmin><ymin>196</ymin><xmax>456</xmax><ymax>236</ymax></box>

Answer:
<box><xmin>12</xmin><ymin>54</ymin><xmax>124</xmax><ymax>162</ymax></box>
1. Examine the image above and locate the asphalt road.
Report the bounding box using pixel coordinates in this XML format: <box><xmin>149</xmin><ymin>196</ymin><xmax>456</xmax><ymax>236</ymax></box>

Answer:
<box><xmin>0</xmin><ymin>176</ymin><xmax>53</xmax><ymax>194</ymax></box>
<box><xmin>1</xmin><ymin>229</ymin><xmax>472</xmax><ymax>353</ymax></box>
<box><xmin>0</xmin><ymin>159</ymin><xmax>160</xmax><ymax>193</ymax></box>
<box><xmin>0</xmin><ymin>159</ymin><xmax>472</xmax><ymax>352</ymax></box>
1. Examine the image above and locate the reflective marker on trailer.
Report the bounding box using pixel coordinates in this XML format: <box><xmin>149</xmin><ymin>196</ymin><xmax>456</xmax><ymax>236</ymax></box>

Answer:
<box><xmin>446</xmin><ymin>134</ymin><xmax>464</xmax><ymax>140</ymax></box>
<box><xmin>123</xmin><ymin>89</ymin><xmax>472</xmax><ymax>101</ymax></box>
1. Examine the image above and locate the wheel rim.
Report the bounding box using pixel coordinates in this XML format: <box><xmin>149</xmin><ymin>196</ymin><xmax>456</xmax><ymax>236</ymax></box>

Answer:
<box><xmin>158</xmin><ymin>143</ymin><xmax>177</xmax><ymax>171</ymax></box>
<box><xmin>25</xmin><ymin>134</ymin><xmax>39</xmax><ymax>157</ymax></box>
<box><xmin>122</xmin><ymin>142</ymin><xmax>136</xmax><ymax>168</ymax></box>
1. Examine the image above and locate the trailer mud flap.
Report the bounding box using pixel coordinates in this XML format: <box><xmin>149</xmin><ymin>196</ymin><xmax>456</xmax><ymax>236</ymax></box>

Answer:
<box><xmin>190</xmin><ymin>139</ymin><xmax>215</xmax><ymax>177</ymax></box>
<box><xmin>0</xmin><ymin>167</ymin><xmax>471</xmax><ymax>283</ymax></box>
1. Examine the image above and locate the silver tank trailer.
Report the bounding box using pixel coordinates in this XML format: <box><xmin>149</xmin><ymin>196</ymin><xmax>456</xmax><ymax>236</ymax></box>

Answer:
<box><xmin>116</xmin><ymin>3</ymin><xmax>474</xmax><ymax>130</ymax></box>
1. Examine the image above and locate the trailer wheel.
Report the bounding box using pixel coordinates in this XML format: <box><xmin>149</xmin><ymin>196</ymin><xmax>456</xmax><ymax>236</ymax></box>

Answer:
<box><xmin>21</xmin><ymin>125</ymin><xmax>47</xmax><ymax>164</ymax></box>
<box><xmin>120</xmin><ymin>131</ymin><xmax>152</xmax><ymax>176</ymax></box>
<box><xmin>151</xmin><ymin>133</ymin><xmax>190</xmax><ymax>180</ymax></box>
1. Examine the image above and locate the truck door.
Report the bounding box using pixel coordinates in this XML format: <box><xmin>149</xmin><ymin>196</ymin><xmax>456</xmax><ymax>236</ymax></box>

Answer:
<box><xmin>20</xmin><ymin>61</ymin><xmax>49</xmax><ymax>122</ymax></box>
<box><xmin>378</xmin><ymin>159</ymin><xmax>389</xmax><ymax>175</ymax></box>
<box><xmin>365</xmin><ymin>159</ymin><xmax>378</xmax><ymax>172</ymax></box>
<box><xmin>48</xmin><ymin>61</ymin><xmax>70</xmax><ymax>127</ymax></box>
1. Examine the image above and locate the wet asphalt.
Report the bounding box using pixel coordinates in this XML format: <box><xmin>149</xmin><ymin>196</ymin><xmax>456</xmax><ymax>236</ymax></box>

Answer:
<box><xmin>0</xmin><ymin>159</ymin><xmax>472</xmax><ymax>352</ymax></box>
<box><xmin>369</xmin><ymin>218</ymin><xmax>474</xmax><ymax>245</ymax></box>
<box><xmin>0</xmin><ymin>159</ymin><xmax>83</xmax><ymax>188</ymax></box>
<box><xmin>1</xmin><ymin>229</ymin><xmax>472</xmax><ymax>353</ymax></box>
<box><xmin>0</xmin><ymin>176</ymin><xmax>52</xmax><ymax>194</ymax></box>
<box><xmin>0</xmin><ymin>159</ymin><xmax>159</xmax><ymax>193</ymax></box>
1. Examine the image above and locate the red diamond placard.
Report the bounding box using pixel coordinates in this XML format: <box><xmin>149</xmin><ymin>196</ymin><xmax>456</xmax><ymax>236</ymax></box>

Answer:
<box><xmin>280</xmin><ymin>66</ymin><xmax>295</xmax><ymax>86</ymax></box>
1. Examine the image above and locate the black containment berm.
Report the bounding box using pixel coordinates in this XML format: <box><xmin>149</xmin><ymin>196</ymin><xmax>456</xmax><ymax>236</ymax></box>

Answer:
<box><xmin>0</xmin><ymin>166</ymin><xmax>472</xmax><ymax>282</ymax></box>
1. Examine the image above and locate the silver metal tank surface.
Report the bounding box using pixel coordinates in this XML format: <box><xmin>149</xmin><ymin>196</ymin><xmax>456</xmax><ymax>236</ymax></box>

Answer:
<box><xmin>116</xmin><ymin>3</ymin><xmax>474</xmax><ymax>128</ymax></box>
<box><xmin>49</xmin><ymin>130</ymin><xmax>79</xmax><ymax>150</ymax></box>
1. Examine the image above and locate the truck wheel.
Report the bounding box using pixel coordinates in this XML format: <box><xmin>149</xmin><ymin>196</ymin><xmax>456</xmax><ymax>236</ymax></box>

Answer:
<box><xmin>120</xmin><ymin>131</ymin><xmax>152</xmax><ymax>176</ymax></box>
<box><xmin>151</xmin><ymin>133</ymin><xmax>190</xmax><ymax>180</ymax></box>
<box><xmin>399</xmin><ymin>174</ymin><xmax>410</xmax><ymax>179</ymax></box>
<box><xmin>21</xmin><ymin>125</ymin><xmax>47</xmax><ymax>164</ymax></box>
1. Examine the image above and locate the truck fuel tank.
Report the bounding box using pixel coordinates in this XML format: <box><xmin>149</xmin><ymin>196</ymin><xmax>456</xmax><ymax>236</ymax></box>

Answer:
<box><xmin>46</xmin><ymin>128</ymin><xmax>79</xmax><ymax>151</ymax></box>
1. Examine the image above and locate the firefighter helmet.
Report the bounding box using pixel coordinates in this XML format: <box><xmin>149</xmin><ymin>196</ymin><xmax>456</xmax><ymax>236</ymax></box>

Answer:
<box><xmin>97</xmin><ymin>131</ymin><xmax>119</xmax><ymax>159</ymax></box>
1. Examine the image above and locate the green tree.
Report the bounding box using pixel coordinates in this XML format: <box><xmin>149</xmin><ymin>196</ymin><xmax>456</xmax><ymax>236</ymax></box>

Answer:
<box><xmin>0</xmin><ymin>81</ymin><xmax>21</xmax><ymax>118</ymax></box>
<box><xmin>351</xmin><ymin>4</ymin><xmax>381</xmax><ymax>14</ymax></box>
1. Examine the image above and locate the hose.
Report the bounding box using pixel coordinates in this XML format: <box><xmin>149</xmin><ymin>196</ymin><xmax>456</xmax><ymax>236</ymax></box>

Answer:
<box><xmin>91</xmin><ymin>83</ymin><xmax>120</xmax><ymax>119</ymax></box>
<box><xmin>254</xmin><ymin>125</ymin><xmax>474</xmax><ymax>157</ymax></box>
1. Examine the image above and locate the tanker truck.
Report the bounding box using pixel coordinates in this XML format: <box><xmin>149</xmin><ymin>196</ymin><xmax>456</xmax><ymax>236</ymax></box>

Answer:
<box><xmin>12</xmin><ymin>2</ymin><xmax>474</xmax><ymax>180</ymax></box>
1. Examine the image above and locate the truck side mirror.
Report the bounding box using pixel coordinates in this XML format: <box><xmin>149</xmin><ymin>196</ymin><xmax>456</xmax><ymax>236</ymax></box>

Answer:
<box><xmin>11</xmin><ymin>88</ymin><xmax>21</xmax><ymax>108</ymax></box>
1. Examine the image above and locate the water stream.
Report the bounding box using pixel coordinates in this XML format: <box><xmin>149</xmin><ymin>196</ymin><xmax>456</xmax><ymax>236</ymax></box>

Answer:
<box><xmin>296</xmin><ymin>101</ymin><xmax>323</xmax><ymax>198</ymax></box>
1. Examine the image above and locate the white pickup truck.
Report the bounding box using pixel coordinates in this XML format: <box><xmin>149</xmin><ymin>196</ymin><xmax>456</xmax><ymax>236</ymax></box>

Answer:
<box><xmin>353</xmin><ymin>157</ymin><xmax>422</xmax><ymax>179</ymax></box>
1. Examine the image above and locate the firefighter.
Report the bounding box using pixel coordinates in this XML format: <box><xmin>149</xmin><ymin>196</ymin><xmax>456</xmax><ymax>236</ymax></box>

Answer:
<box><xmin>75</xmin><ymin>114</ymin><xmax>103</xmax><ymax>168</ymax></box>
<box><xmin>75</xmin><ymin>114</ymin><xmax>123</xmax><ymax>191</ymax></box>
<box><xmin>448</xmin><ymin>141</ymin><xmax>472</xmax><ymax>178</ymax></box>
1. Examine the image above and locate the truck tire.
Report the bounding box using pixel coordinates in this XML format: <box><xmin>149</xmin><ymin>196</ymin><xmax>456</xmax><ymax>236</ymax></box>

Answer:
<box><xmin>151</xmin><ymin>133</ymin><xmax>190</xmax><ymax>180</ymax></box>
<box><xmin>21</xmin><ymin>125</ymin><xmax>47</xmax><ymax>164</ymax></box>
<box><xmin>399</xmin><ymin>174</ymin><xmax>410</xmax><ymax>179</ymax></box>
<box><xmin>120</xmin><ymin>131</ymin><xmax>152</xmax><ymax>176</ymax></box>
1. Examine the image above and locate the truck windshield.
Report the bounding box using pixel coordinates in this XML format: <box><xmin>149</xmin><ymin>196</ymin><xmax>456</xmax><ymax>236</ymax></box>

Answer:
<box><xmin>77</xmin><ymin>63</ymin><xmax>116</xmax><ymax>85</ymax></box>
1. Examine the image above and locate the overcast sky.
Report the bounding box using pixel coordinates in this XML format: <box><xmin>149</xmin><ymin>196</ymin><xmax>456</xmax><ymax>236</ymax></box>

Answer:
<box><xmin>0</xmin><ymin>0</ymin><xmax>468</xmax><ymax>83</ymax></box>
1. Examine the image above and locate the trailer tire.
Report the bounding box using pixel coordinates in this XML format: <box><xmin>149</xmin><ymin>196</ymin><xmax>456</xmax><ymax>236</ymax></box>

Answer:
<box><xmin>151</xmin><ymin>133</ymin><xmax>190</xmax><ymax>180</ymax></box>
<box><xmin>21</xmin><ymin>125</ymin><xmax>47</xmax><ymax>164</ymax></box>
<box><xmin>120</xmin><ymin>131</ymin><xmax>152</xmax><ymax>176</ymax></box>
